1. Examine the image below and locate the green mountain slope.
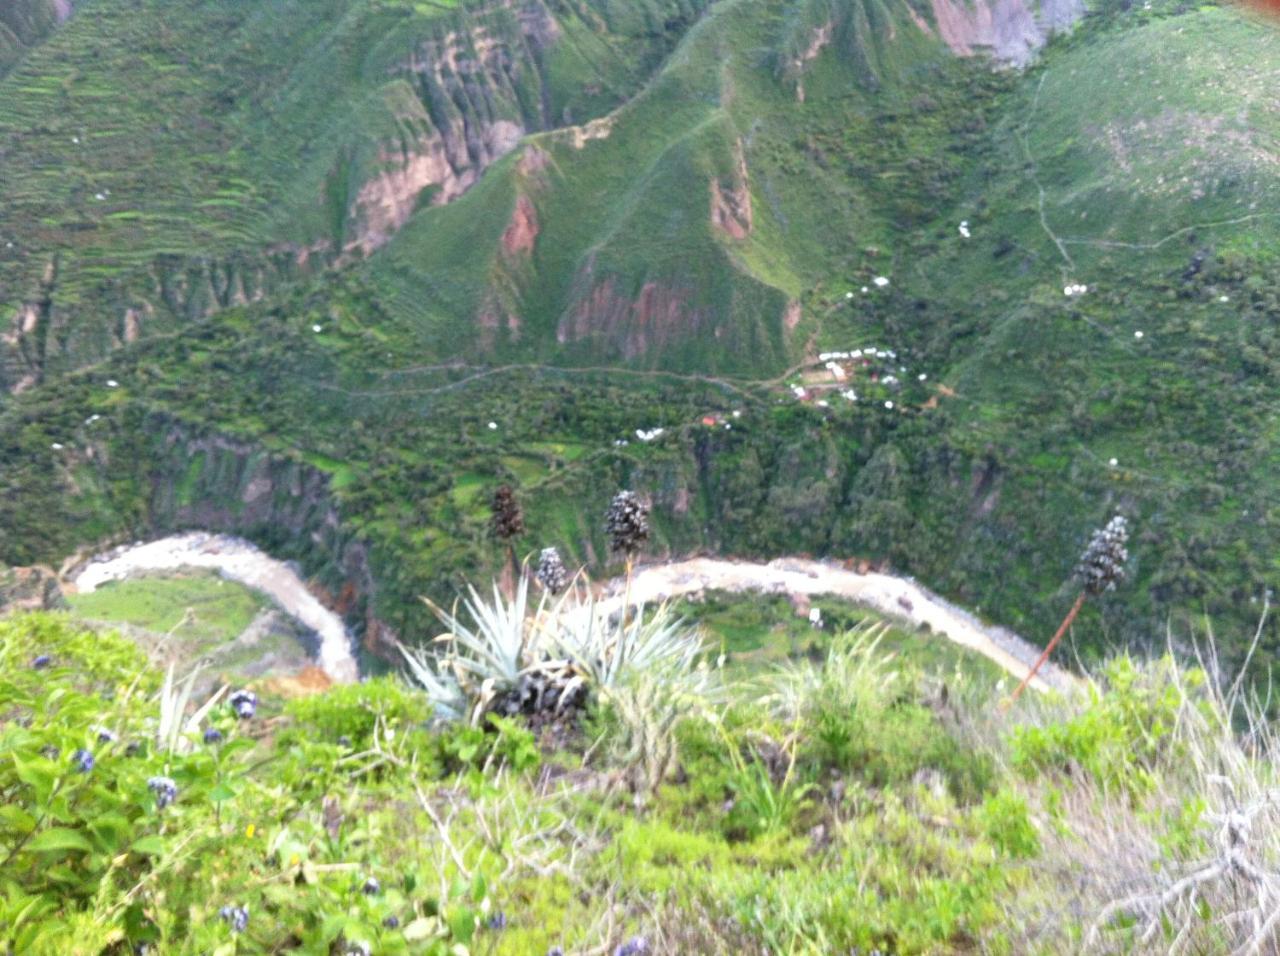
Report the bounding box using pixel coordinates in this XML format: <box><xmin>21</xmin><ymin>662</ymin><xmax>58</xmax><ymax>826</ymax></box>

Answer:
<box><xmin>3</xmin><ymin>0</ymin><xmax>1280</xmax><ymax>667</ymax></box>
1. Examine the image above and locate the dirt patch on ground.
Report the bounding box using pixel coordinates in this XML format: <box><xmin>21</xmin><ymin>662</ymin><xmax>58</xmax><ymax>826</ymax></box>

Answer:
<box><xmin>710</xmin><ymin>140</ymin><xmax>753</xmax><ymax>239</ymax></box>
<box><xmin>556</xmin><ymin>271</ymin><xmax>707</xmax><ymax>360</ymax></box>
<box><xmin>501</xmin><ymin>195</ymin><xmax>539</xmax><ymax>257</ymax></box>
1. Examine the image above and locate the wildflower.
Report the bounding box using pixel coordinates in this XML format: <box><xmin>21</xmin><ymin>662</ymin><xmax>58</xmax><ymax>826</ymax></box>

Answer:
<box><xmin>125</xmin><ymin>741</ymin><xmax>142</xmax><ymax>757</ymax></box>
<box><xmin>362</xmin><ymin>877</ymin><xmax>381</xmax><ymax>896</ymax></box>
<box><xmin>536</xmin><ymin>547</ymin><xmax>569</xmax><ymax>595</ymax></box>
<box><xmin>491</xmin><ymin>485</ymin><xmax>525</xmax><ymax>541</ymax></box>
<box><xmin>382</xmin><ymin>916</ymin><xmax>400</xmax><ymax>929</ymax></box>
<box><xmin>344</xmin><ymin>943</ymin><xmax>371</xmax><ymax>956</ymax></box>
<box><xmin>337</xmin><ymin>735</ymin><xmax>352</xmax><ymax>748</ymax></box>
<box><xmin>31</xmin><ymin>654</ymin><xmax>51</xmax><ymax>669</ymax></box>
<box><xmin>873</xmin><ymin>276</ymin><xmax>890</xmax><ymax>288</ymax></box>
<box><xmin>106</xmin><ymin>379</ymin><xmax>119</xmax><ymax>388</ymax></box>
<box><xmin>229</xmin><ymin>690</ymin><xmax>257</xmax><ymax>719</ymax></box>
<box><xmin>94</xmin><ymin>726</ymin><xmax>118</xmax><ymax>744</ymax></box>
<box><xmin>1075</xmin><ymin>515</ymin><xmax>1130</xmax><ymax>595</ymax></box>
<box><xmin>605</xmin><ymin>491</ymin><xmax>649</xmax><ymax>558</ymax></box>
<box><xmin>203</xmin><ymin>728</ymin><xmax>224</xmax><ymax>744</ymax></box>
<box><xmin>615</xmin><ymin>936</ymin><xmax>650</xmax><ymax>956</ymax></box>
<box><xmin>219</xmin><ymin>905</ymin><xmax>249</xmax><ymax>934</ymax></box>
<box><xmin>147</xmin><ymin>776</ymin><xmax>178</xmax><ymax>809</ymax></box>
<box><xmin>40</xmin><ymin>745</ymin><xmax>60</xmax><ymax>760</ymax></box>
<box><xmin>547</xmin><ymin>948</ymin><xmax>565</xmax><ymax>956</ymax></box>
<box><xmin>71</xmin><ymin>749</ymin><xmax>94</xmax><ymax>773</ymax></box>
<box><xmin>486</xmin><ymin>912</ymin><xmax>508</xmax><ymax>931</ymax></box>
<box><xmin>312</xmin><ymin>324</ymin><xmax>322</xmax><ymax>333</ymax></box>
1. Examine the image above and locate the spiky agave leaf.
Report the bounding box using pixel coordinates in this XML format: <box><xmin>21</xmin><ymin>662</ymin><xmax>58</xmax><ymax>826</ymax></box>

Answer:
<box><xmin>551</xmin><ymin>594</ymin><xmax>707</xmax><ymax>691</ymax></box>
<box><xmin>422</xmin><ymin>574</ymin><xmax>542</xmax><ymax>689</ymax></box>
<box><xmin>156</xmin><ymin>662</ymin><xmax>222</xmax><ymax>754</ymax></box>
<box><xmin>396</xmin><ymin>639</ymin><xmax>467</xmax><ymax>722</ymax></box>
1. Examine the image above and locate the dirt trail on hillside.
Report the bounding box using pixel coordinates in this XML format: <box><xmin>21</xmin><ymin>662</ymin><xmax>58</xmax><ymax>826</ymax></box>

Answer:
<box><xmin>70</xmin><ymin>533</ymin><xmax>358</xmax><ymax>683</ymax></box>
<box><xmin>602</xmin><ymin>557</ymin><xmax>1075</xmax><ymax>693</ymax></box>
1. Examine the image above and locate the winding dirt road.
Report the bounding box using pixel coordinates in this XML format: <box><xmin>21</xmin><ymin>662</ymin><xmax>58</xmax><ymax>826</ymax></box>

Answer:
<box><xmin>603</xmin><ymin>556</ymin><xmax>1075</xmax><ymax>693</ymax></box>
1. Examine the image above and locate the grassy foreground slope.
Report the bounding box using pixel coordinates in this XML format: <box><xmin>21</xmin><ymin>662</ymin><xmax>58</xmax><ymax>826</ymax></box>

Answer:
<box><xmin>3</xmin><ymin>595</ymin><xmax>1276</xmax><ymax>953</ymax></box>
<box><xmin>3</xmin><ymin>0</ymin><xmax>1280</xmax><ymax>665</ymax></box>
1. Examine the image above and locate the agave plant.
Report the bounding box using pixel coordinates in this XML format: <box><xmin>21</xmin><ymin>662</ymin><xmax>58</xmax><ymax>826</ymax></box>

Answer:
<box><xmin>424</xmin><ymin>575</ymin><xmax>538</xmax><ymax>692</ymax></box>
<box><xmin>551</xmin><ymin>595</ymin><xmax>705</xmax><ymax>690</ymax></box>
<box><xmin>418</xmin><ymin>574</ymin><xmax>586</xmax><ymax>724</ymax></box>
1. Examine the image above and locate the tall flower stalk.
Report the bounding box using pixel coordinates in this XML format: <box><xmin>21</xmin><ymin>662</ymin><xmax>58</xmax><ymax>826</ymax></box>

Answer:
<box><xmin>491</xmin><ymin>484</ymin><xmax>525</xmax><ymax>597</ymax></box>
<box><xmin>1005</xmin><ymin>515</ymin><xmax>1130</xmax><ymax>707</ymax></box>
<box><xmin>606</xmin><ymin>490</ymin><xmax>650</xmax><ymax>625</ymax></box>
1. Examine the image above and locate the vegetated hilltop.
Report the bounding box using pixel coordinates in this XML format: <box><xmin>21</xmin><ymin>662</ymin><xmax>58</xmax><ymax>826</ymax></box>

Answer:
<box><xmin>3</xmin><ymin>0</ymin><xmax>1280</xmax><ymax>665</ymax></box>
<box><xmin>3</xmin><ymin>586</ymin><xmax>1276</xmax><ymax>953</ymax></box>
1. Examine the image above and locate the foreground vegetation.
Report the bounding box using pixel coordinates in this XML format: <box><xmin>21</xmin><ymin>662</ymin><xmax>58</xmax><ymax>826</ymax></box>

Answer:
<box><xmin>4</xmin><ymin>587</ymin><xmax>1278</xmax><ymax>953</ymax></box>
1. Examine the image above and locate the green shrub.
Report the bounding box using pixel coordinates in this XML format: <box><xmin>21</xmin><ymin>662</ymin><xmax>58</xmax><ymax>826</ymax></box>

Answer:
<box><xmin>284</xmin><ymin>676</ymin><xmax>430</xmax><ymax>749</ymax></box>
<box><xmin>1010</xmin><ymin>655</ymin><xmax>1207</xmax><ymax>796</ymax></box>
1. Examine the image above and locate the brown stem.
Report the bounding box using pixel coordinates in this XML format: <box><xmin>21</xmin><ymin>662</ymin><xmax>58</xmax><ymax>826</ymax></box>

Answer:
<box><xmin>1003</xmin><ymin>591</ymin><xmax>1087</xmax><ymax>709</ymax></box>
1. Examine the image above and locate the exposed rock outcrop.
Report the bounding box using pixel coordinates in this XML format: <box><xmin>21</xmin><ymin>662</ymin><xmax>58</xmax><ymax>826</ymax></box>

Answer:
<box><xmin>556</xmin><ymin>273</ymin><xmax>707</xmax><ymax>361</ymax></box>
<box><xmin>928</xmin><ymin>0</ymin><xmax>1085</xmax><ymax>66</ymax></box>
<box><xmin>710</xmin><ymin>140</ymin><xmax>753</xmax><ymax>240</ymax></box>
<box><xmin>0</xmin><ymin>565</ymin><xmax>66</xmax><ymax>614</ymax></box>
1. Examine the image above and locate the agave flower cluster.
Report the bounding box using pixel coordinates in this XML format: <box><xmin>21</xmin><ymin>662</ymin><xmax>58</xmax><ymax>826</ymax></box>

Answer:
<box><xmin>606</xmin><ymin>491</ymin><xmax>649</xmax><ymax>558</ymax></box>
<box><xmin>1076</xmin><ymin>514</ymin><xmax>1129</xmax><ymax>595</ymax></box>
<box><xmin>536</xmin><ymin>547</ymin><xmax>569</xmax><ymax>595</ymax></box>
<box><xmin>491</xmin><ymin>485</ymin><xmax>525</xmax><ymax>541</ymax></box>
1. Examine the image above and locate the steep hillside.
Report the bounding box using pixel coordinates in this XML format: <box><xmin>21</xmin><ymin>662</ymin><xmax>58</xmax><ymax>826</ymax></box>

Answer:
<box><xmin>3</xmin><ymin>0</ymin><xmax>1280</xmax><ymax>669</ymax></box>
<box><xmin>0</xmin><ymin>0</ymin><xmax>71</xmax><ymax>77</ymax></box>
<box><xmin>0</xmin><ymin>0</ymin><xmax>712</xmax><ymax>390</ymax></box>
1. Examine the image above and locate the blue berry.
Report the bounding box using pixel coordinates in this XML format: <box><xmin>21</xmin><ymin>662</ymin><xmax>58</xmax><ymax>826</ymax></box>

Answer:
<box><xmin>219</xmin><ymin>905</ymin><xmax>249</xmax><ymax>934</ymax></box>
<box><xmin>382</xmin><ymin>915</ymin><xmax>400</xmax><ymax>929</ymax></box>
<box><xmin>31</xmin><ymin>654</ymin><xmax>51</xmax><ymax>669</ymax></box>
<box><xmin>229</xmin><ymin>690</ymin><xmax>257</xmax><ymax>720</ymax></box>
<box><xmin>147</xmin><ymin>775</ymin><xmax>178</xmax><ymax>809</ymax></box>
<box><xmin>615</xmin><ymin>937</ymin><xmax>649</xmax><ymax>956</ymax></box>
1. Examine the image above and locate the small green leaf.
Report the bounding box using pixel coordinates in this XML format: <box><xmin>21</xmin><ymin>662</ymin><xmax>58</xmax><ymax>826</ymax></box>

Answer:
<box><xmin>130</xmin><ymin>836</ymin><xmax>166</xmax><ymax>856</ymax></box>
<box><xmin>26</xmin><ymin>828</ymin><xmax>93</xmax><ymax>854</ymax></box>
<box><xmin>402</xmin><ymin>917</ymin><xmax>442</xmax><ymax>942</ymax></box>
<box><xmin>208</xmin><ymin>783</ymin><xmax>237</xmax><ymax>802</ymax></box>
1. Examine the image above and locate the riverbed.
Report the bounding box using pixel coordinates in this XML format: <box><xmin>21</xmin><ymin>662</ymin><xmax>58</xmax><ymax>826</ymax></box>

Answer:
<box><xmin>70</xmin><ymin>532</ymin><xmax>358</xmax><ymax>683</ymax></box>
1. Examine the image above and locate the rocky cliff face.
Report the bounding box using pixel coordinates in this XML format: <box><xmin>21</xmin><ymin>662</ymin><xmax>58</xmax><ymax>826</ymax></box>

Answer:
<box><xmin>926</xmin><ymin>0</ymin><xmax>1085</xmax><ymax>66</ymax></box>
<box><xmin>142</xmin><ymin>420</ymin><xmax>394</xmax><ymax>659</ymax></box>
<box><xmin>0</xmin><ymin>247</ymin><xmax>327</xmax><ymax>395</ymax></box>
<box><xmin>341</xmin><ymin>0</ymin><xmax>566</xmax><ymax>256</ymax></box>
<box><xmin>0</xmin><ymin>0</ymin><xmax>71</xmax><ymax>77</ymax></box>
